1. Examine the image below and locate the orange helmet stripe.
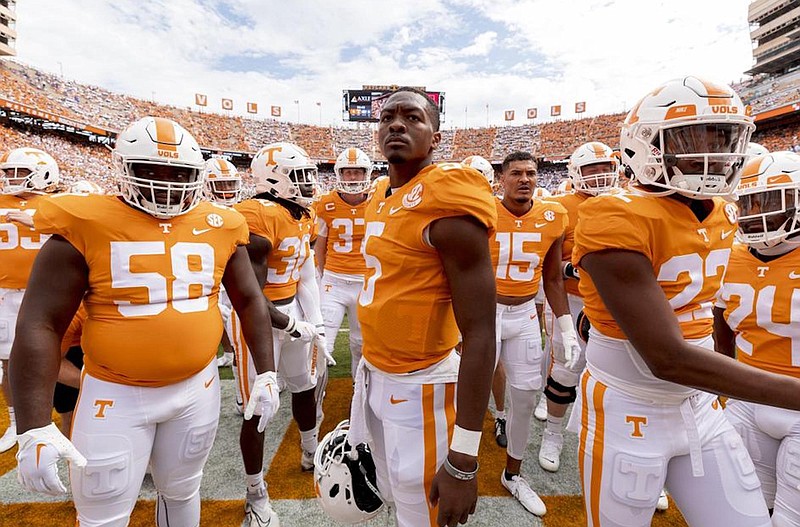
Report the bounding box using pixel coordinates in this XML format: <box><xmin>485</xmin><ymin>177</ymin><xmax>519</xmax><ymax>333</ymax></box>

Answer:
<box><xmin>347</xmin><ymin>148</ymin><xmax>357</xmax><ymax>163</ymax></box>
<box><xmin>699</xmin><ymin>79</ymin><xmax>731</xmax><ymax>106</ymax></box>
<box><xmin>216</xmin><ymin>158</ymin><xmax>230</xmax><ymax>175</ymax></box>
<box><xmin>591</xmin><ymin>143</ymin><xmax>606</xmax><ymax>159</ymax></box>
<box><xmin>153</xmin><ymin>117</ymin><xmax>177</xmax><ymax>152</ymax></box>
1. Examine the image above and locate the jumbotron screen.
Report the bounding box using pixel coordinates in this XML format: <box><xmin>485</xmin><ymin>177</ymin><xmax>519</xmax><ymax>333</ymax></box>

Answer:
<box><xmin>342</xmin><ymin>86</ymin><xmax>445</xmax><ymax>122</ymax></box>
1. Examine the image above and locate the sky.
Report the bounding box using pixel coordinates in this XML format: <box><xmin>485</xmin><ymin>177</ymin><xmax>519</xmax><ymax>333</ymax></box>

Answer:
<box><xmin>15</xmin><ymin>0</ymin><xmax>755</xmax><ymax>129</ymax></box>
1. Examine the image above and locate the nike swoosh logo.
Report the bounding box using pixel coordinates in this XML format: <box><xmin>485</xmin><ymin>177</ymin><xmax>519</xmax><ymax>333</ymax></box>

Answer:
<box><xmin>193</xmin><ymin>228</ymin><xmax>212</xmax><ymax>235</ymax></box>
<box><xmin>204</xmin><ymin>377</ymin><xmax>214</xmax><ymax>388</ymax></box>
<box><xmin>535</xmin><ymin>222</ymin><xmax>548</xmax><ymax>228</ymax></box>
<box><xmin>388</xmin><ymin>206</ymin><xmax>403</xmax><ymax>216</ymax></box>
<box><xmin>789</xmin><ymin>271</ymin><xmax>800</xmax><ymax>279</ymax></box>
<box><xmin>389</xmin><ymin>395</ymin><xmax>408</xmax><ymax>405</ymax></box>
<box><xmin>36</xmin><ymin>443</ymin><xmax>45</xmax><ymax>468</ymax></box>
<box><xmin>721</xmin><ymin>229</ymin><xmax>735</xmax><ymax>239</ymax></box>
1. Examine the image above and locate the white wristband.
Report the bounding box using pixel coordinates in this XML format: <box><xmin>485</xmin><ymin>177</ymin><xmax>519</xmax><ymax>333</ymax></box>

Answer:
<box><xmin>450</xmin><ymin>425</ymin><xmax>481</xmax><ymax>457</ymax></box>
<box><xmin>557</xmin><ymin>314</ymin><xmax>575</xmax><ymax>336</ymax></box>
<box><xmin>283</xmin><ymin>314</ymin><xmax>297</xmax><ymax>334</ymax></box>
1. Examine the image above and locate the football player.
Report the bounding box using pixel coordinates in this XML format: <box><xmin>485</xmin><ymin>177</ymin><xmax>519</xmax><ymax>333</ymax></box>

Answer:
<box><xmin>10</xmin><ymin>117</ymin><xmax>280</xmax><ymax>527</ymax></box>
<box><xmin>715</xmin><ymin>151</ymin><xmax>800</xmax><ymax>526</ymax></box>
<box><xmin>538</xmin><ymin>141</ymin><xmax>619</xmax><ymax>474</ymax></box>
<box><xmin>201</xmin><ymin>157</ymin><xmax>243</xmax><ymax>370</ymax></box>
<box><xmin>230</xmin><ymin>141</ymin><xmax>326</xmax><ymax>526</ymax></box>
<box><xmin>0</xmin><ymin>147</ymin><xmax>60</xmax><ymax>453</ymax></box>
<box><xmin>570</xmin><ymin>77</ymin><xmax>800</xmax><ymax>526</ymax></box>
<box><xmin>491</xmin><ymin>151</ymin><xmax>578</xmax><ymax>518</ymax></box>
<box><xmin>348</xmin><ymin>88</ymin><xmax>497</xmax><ymax>527</ymax></box>
<box><xmin>314</xmin><ymin>147</ymin><xmax>371</xmax><ymax>379</ymax></box>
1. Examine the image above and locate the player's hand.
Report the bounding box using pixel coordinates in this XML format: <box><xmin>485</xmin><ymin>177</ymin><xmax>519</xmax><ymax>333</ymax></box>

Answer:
<box><xmin>557</xmin><ymin>314</ymin><xmax>582</xmax><ymax>371</ymax></box>
<box><xmin>4</xmin><ymin>211</ymin><xmax>34</xmax><ymax>228</ymax></box>
<box><xmin>244</xmin><ymin>371</ymin><xmax>280</xmax><ymax>433</ymax></box>
<box><xmin>16</xmin><ymin>423</ymin><xmax>87</xmax><ymax>496</ymax></box>
<box><xmin>314</xmin><ymin>324</ymin><xmax>336</xmax><ymax>366</ymax></box>
<box><xmin>429</xmin><ymin>453</ymin><xmax>478</xmax><ymax>526</ymax></box>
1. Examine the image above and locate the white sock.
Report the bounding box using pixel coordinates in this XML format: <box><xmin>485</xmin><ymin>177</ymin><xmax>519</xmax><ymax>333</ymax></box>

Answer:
<box><xmin>495</xmin><ymin>410</ymin><xmax>506</xmax><ymax>420</ymax></box>
<box><xmin>245</xmin><ymin>472</ymin><xmax>265</xmax><ymax>494</ymax></box>
<box><xmin>300</xmin><ymin>427</ymin><xmax>318</xmax><ymax>453</ymax></box>
<box><xmin>546</xmin><ymin>415</ymin><xmax>564</xmax><ymax>434</ymax></box>
<box><xmin>7</xmin><ymin>407</ymin><xmax>15</xmax><ymax>428</ymax></box>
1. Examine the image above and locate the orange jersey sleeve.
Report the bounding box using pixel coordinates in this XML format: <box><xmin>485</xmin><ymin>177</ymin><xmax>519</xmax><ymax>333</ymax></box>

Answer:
<box><xmin>314</xmin><ymin>191</ymin><xmax>368</xmax><ymax>276</ymax></box>
<box><xmin>358</xmin><ymin>163</ymin><xmax>497</xmax><ymax>373</ymax></box>
<box><xmin>574</xmin><ymin>192</ymin><xmax>738</xmax><ymax>340</ymax></box>
<box><xmin>235</xmin><ymin>199</ymin><xmax>313</xmax><ymax>301</ymax></box>
<box><xmin>0</xmin><ymin>194</ymin><xmax>52</xmax><ymax>288</ymax></box>
<box><xmin>491</xmin><ymin>198</ymin><xmax>567</xmax><ymax>297</ymax></box>
<box><xmin>551</xmin><ymin>192</ymin><xmax>589</xmax><ymax>297</ymax></box>
<box><xmin>717</xmin><ymin>244</ymin><xmax>800</xmax><ymax>379</ymax></box>
<box><xmin>35</xmin><ymin>195</ymin><xmax>249</xmax><ymax>387</ymax></box>
<box><xmin>60</xmin><ymin>303</ymin><xmax>87</xmax><ymax>354</ymax></box>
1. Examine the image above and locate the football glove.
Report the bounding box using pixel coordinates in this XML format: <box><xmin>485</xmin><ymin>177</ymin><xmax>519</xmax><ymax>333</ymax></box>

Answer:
<box><xmin>314</xmin><ymin>324</ymin><xmax>336</xmax><ymax>366</ymax></box>
<box><xmin>283</xmin><ymin>314</ymin><xmax>317</xmax><ymax>343</ymax></box>
<box><xmin>244</xmin><ymin>371</ymin><xmax>280</xmax><ymax>433</ymax></box>
<box><xmin>558</xmin><ymin>314</ymin><xmax>582</xmax><ymax>371</ymax></box>
<box><xmin>16</xmin><ymin>423</ymin><xmax>87</xmax><ymax>496</ymax></box>
<box><xmin>562</xmin><ymin>261</ymin><xmax>580</xmax><ymax>280</ymax></box>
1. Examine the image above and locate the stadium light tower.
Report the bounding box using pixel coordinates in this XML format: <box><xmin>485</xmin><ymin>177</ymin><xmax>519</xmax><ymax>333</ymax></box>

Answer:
<box><xmin>294</xmin><ymin>100</ymin><xmax>300</xmax><ymax>123</ymax></box>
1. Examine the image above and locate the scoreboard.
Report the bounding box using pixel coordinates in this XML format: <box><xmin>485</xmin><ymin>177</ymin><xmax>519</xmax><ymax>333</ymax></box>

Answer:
<box><xmin>342</xmin><ymin>86</ymin><xmax>445</xmax><ymax>122</ymax></box>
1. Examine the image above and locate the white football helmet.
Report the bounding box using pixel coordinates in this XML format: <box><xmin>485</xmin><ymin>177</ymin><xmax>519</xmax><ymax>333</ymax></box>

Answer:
<box><xmin>252</xmin><ymin>142</ymin><xmax>317</xmax><ymax>206</ymax></box>
<box><xmin>568</xmin><ymin>142</ymin><xmax>619</xmax><ymax>196</ymax></box>
<box><xmin>334</xmin><ymin>148</ymin><xmax>372</xmax><ymax>194</ymax></box>
<box><xmin>621</xmin><ymin>76</ymin><xmax>755</xmax><ymax>199</ymax></box>
<box><xmin>203</xmin><ymin>158</ymin><xmax>242</xmax><ymax>206</ymax></box>
<box><xmin>113</xmin><ymin>117</ymin><xmax>205</xmax><ymax>218</ymax></box>
<box><xmin>533</xmin><ymin>187</ymin><xmax>552</xmax><ymax>199</ymax></box>
<box><xmin>746</xmin><ymin>142</ymin><xmax>769</xmax><ymax>158</ymax></box>
<box><xmin>462</xmin><ymin>155</ymin><xmax>495</xmax><ymax>184</ymax></box>
<box><xmin>314</xmin><ymin>421</ymin><xmax>384</xmax><ymax>524</ymax></box>
<box><xmin>555</xmin><ymin>179</ymin><xmax>574</xmax><ymax>195</ymax></box>
<box><xmin>736</xmin><ymin>151</ymin><xmax>800</xmax><ymax>252</ymax></box>
<box><xmin>68</xmin><ymin>179</ymin><xmax>105</xmax><ymax>194</ymax></box>
<box><xmin>0</xmin><ymin>148</ymin><xmax>60</xmax><ymax>195</ymax></box>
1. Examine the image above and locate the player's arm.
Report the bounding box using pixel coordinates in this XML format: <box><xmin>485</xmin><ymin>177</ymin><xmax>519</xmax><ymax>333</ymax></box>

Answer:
<box><xmin>243</xmin><ymin>233</ymin><xmax>317</xmax><ymax>339</ymax></box>
<box><xmin>712</xmin><ymin>306</ymin><xmax>736</xmax><ymax>359</ymax></box>
<box><xmin>222</xmin><ymin>246</ymin><xmax>275</xmax><ymax>374</ymax></box>
<box><xmin>542</xmin><ymin>235</ymin><xmax>570</xmax><ymax>317</ymax></box>
<box><xmin>10</xmin><ymin>235</ymin><xmax>87</xmax><ymax>432</ymax></box>
<box><xmin>429</xmin><ymin>215</ymin><xmax>496</xmax><ymax>465</ymax></box>
<box><xmin>581</xmin><ymin>249</ymin><xmax>800</xmax><ymax>410</ymax></box>
<box><xmin>315</xmin><ymin>235</ymin><xmax>328</xmax><ymax>274</ymax></box>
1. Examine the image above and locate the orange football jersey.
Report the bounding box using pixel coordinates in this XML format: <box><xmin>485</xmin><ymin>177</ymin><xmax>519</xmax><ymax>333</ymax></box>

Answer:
<box><xmin>35</xmin><ymin>194</ymin><xmax>249</xmax><ymax>386</ymax></box>
<box><xmin>235</xmin><ymin>199</ymin><xmax>315</xmax><ymax>301</ymax></box>
<box><xmin>60</xmin><ymin>303</ymin><xmax>87</xmax><ymax>354</ymax></box>
<box><xmin>550</xmin><ymin>192</ymin><xmax>589</xmax><ymax>297</ymax></box>
<box><xmin>491</xmin><ymin>198</ymin><xmax>567</xmax><ymax>297</ymax></box>
<box><xmin>0</xmin><ymin>194</ymin><xmax>51</xmax><ymax>288</ymax></box>
<box><xmin>717</xmin><ymin>244</ymin><xmax>800</xmax><ymax>379</ymax></box>
<box><xmin>574</xmin><ymin>192</ymin><xmax>738</xmax><ymax>340</ymax></box>
<box><xmin>358</xmin><ymin>163</ymin><xmax>497</xmax><ymax>374</ymax></box>
<box><xmin>314</xmin><ymin>191</ymin><xmax>367</xmax><ymax>275</ymax></box>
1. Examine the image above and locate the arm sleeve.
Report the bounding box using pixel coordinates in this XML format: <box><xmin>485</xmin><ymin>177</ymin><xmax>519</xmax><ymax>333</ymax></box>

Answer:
<box><xmin>295</xmin><ymin>249</ymin><xmax>323</xmax><ymax>325</ymax></box>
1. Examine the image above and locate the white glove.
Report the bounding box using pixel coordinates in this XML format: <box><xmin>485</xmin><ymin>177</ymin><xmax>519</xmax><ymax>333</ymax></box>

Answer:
<box><xmin>314</xmin><ymin>324</ymin><xmax>336</xmax><ymax>366</ymax></box>
<box><xmin>244</xmin><ymin>371</ymin><xmax>280</xmax><ymax>433</ymax></box>
<box><xmin>558</xmin><ymin>314</ymin><xmax>582</xmax><ymax>372</ymax></box>
<box><xmin>283</xmin><ymin>314</ymin><xmax>317</xmax><ymax>343</ymax></box>
<box><xmin>16</xmin><ymin>423</ymin><xmax>87</xmax><ymax>496</ymax></box>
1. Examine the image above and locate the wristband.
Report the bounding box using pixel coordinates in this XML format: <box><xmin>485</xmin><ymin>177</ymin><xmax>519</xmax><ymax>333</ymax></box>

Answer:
<box><xmin>557</xmin><ymin>314</ymin><xmax>576</xmax><ymax>337</ymax></box>
<box><xmin>443</xmin><ymin>456</ymin><xmax>479</xmax><ymax>481</ymax></box>
<box><xmin>283</xmin><ymin>314</ymin><xmax>297</xmax><ymax>334</ymax></box>
<box><xmin>449</xmin><ymin>425</ymin><xmax>481</xmax><ymax>457</ymax></box>
<box><xmin>563</xmin><ymin>262</ymin><xmax>580</xmax><ymax>280</ymax></box>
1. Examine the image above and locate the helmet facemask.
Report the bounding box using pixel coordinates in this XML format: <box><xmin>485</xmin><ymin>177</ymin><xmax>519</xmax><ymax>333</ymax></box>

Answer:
<box><xmin>206</xmin><ymin>176</ymin><xmax>242</xmax><ymax>206</ymax></box>
<box><xmin>737</xmin><ymin>184</ymin><xmax>800</xmax><ymax>250</ymax></box>
<box><xmin>118</xmin><ymin>161</ymin><xmax>204</xmax><ymax>219</ymax></box>
<box><xmin>336</xmin><ymin>167</ymin><xmax>370</xmax><ymax>194</ymax></box>
<box><xmin>574</xmin><ymin>161</ymin><xmax>619</xmax><ymax>196</ymax></box>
